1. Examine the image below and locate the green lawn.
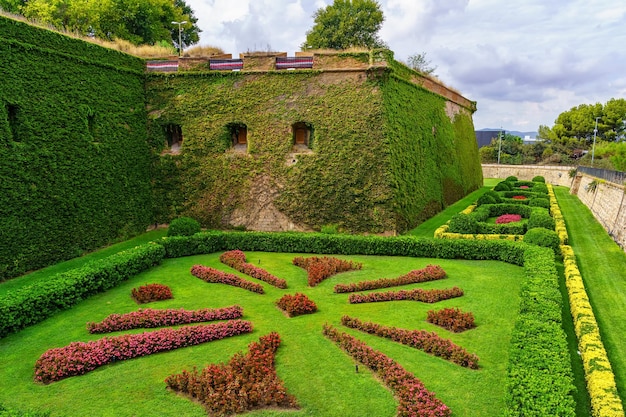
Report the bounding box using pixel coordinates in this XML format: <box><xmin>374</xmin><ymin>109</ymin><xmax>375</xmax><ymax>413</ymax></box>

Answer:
<box><xmin>554</xmin><ymin>186</ymin><xmax>626</xmax><ymax>406</ymax></box>
<box><xmin>0</xmin><ymin>252</ymin><xmax>524</xmax><ymax>417</ymax></box>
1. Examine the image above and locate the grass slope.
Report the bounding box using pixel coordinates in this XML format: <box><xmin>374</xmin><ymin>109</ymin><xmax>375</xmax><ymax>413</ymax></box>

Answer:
<box><xmin>554</xmin><ymin>185</ymin><xmax>626</xmax><ymax>406</ymax></box>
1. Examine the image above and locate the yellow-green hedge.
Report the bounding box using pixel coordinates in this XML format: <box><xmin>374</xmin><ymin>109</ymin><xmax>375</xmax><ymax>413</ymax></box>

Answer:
<box><xmin>547</xmin><ymin>184</ymin><xmax>568</xmax><ymax>245</ymax></box>
<box><xmin>551</xmin><ymin>187</ymin><xmax>624</xmax><ymax>416</ymax></box>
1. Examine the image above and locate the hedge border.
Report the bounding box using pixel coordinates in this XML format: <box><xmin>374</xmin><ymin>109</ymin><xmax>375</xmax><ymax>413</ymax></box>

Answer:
<box><xmin>0</xmin><ymin>232</ymin><xmax>575</xmax><ymax>415</ymax></box>
<box><xmin>550</xmin><ymin>184</ymin><xmax>624</xmax><ymax>416</ymax></box>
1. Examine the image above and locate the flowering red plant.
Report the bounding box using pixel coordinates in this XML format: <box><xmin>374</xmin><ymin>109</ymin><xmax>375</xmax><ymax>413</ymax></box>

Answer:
<box><xmin>190</xmin><ymin>265</ymin><xmax>264</xmax><ymax>293</ymax></box>
<box><xmin>348</xmin><ymin>287</ymin><xmax>463</xmax><ymax>304</ymax></box>
<box><xmin>87</xmin><ymin>305</ymin><xmax>244</xmax><ymax>333</ymax></box>
<box><xmin>131</xmin><ymin>283</ymin><xmax>173</xmax><ymax>304</ymax></box>
<box><xmin>220</xmin><ymin>250</ymin><xmax>287</xmax><ymax>288</ymax></box>
<box><xmin>334</xmin><ymin>264</ymin><xmax>446</xmax><ymax>293</ymax></box>
<box><xmin>496</xmin><ymin>214</ymin><xmax>522</xmax><ymax>224</ymax></box>
<box><xmin>165</xmin><ymin>332</ymin><xmax>298</xmax><ymax>416</ymax></box>
<box><xmin>512</xmin><ymin>195</ymin><xmax>527</xmax><ymax>200</ymax></box>
<box><xmin>293</xmin><ymin>256</ymin><xmax>362</xmax><ymax>286</ymax></box>
<box><xmin>427</xmin><ymin>308</ymin><xmax>476</xmax><ymax>333</ymax></box>
<box><xmin>35</xmin><ymin>320</ymin><xmax>253</xmax><ymax>383</ymax></box>
<box><xmin>276</xmin><ymin>293</ymin><xmax>317</xmax><ymax>317</ymax></box>
<box><xmin>323</xmin><ymin>324</ymin><xmax>451</xmax><ymax>416</ymax></box>
<box><xmin>341</xmin><ymin>316</ymin><xmax>479</xmax><ymax>368</ymax></box>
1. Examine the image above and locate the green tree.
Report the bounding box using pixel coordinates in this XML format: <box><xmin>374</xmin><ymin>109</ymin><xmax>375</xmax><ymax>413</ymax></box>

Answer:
<box><xmin>541</xmin><ymin>98</ymin><xmax>626</xmax><ymax>146</ymax></box>
<box><xmin>17</xmin><ymin>0</ymin><xmax>200</xmax><ymax>46</ymax></box>
<box><xmin>301</xmin><ymin>0</ymin><xmax>386</xmax><ymax>50</ymax></box>
<box><xmin>406</xmin><ymin>52</ymin><xmax>437</xmax><ymax>75</ymax></box>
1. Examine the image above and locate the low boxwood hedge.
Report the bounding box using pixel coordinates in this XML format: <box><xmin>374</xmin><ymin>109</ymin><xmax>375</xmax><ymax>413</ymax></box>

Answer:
<box><xmin>0</xmin><ymin>243</ymin><xmax>165</xmax><ymax>338</ymax></box>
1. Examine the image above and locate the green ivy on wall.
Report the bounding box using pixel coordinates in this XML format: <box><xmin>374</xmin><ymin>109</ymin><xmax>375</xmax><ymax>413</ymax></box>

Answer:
<box><xmin>147</xmin><ymin>59</ymin><xmax>481</xmax><ymax>234</ymax></box>
<box><xmin>0</xmin><ymin>17</ymin><xmax>152</xmax><ymax>280</ymax></box>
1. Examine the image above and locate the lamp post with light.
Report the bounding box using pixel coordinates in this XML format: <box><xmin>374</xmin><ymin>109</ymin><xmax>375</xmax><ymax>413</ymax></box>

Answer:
<box><xmin>591</xmin><ymin>116</ymin><xmax>600</xmax><ymax>166</ymax></box>
<box><xmin>171</xmin><ymin>20</ymin><xmax>187</xmax><ymax>57</ymax></box>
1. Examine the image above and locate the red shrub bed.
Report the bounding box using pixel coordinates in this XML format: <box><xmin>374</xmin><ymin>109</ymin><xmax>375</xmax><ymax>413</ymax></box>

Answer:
<box><xmin>512</xmin><ymin>195</ymin><xmax>527</xmax><ymax>200</ymax></box>
<box><xmin>323</xmin><ymin>324</ymin><xmax>451</xmax><ymax>417</ymax></box>
<box><xmin>190</xmin><ymin>265</ymin><xmax>264</xmax><ymax>294</ymax></box>
<box><xmin>165</xmin><ymin>332</ymin><xmax>298</xmax><ymax>416</ymax></box>
<box><xmin>87</xmin><ymin>305</ymin><xmax>244</xmax><ymax>333</ymax></box>
<box><xmin>341</xmin><ymin>316</ymin><xmax>479</xmax><ymax>369</ymax></box>
<box><xmin>34</xmin><ymin>320</ymin><xmax>253</xmax><ymax>384</ymax></box>
<box><xmin>496</xmin><ymin>214</ymin><xmax>522</xmax><ymax>224</ymax></box>
<box><xmin>276</xmin><ymin>293</ymin><xmax>317</xmax><ymax>317</ymax></box>
<box><xmin>427</xmin><ymin>308</ymin><xmax>476</xmax><ymax>333</ymax></box>
<box><xmin>220</xmin><ymin>250</ymin><xmax>287</xmax><ymax>289</ymax></box>
<box><xmin>519</xmin><ymin>185</ymin><xmax>529</xmax><ymax>189</ymax></box>
<box><xmin>334</xmin><ymin>264</ymin><xmax>446</xmax><ymax>293</ymax></box>
<box><xmin>131</xmin><ymin>283</ymin><xmax>173</xmax><ymax>304</ymax></box>
<box><xmin>348</xmin><ymin>287</ymin><xmax>463</xmax><ymax>304</ymax></box>
<box><xmin>293</xmin><ymin>256</ymin><xmax>362</xmax><ymax>286</ymax></box>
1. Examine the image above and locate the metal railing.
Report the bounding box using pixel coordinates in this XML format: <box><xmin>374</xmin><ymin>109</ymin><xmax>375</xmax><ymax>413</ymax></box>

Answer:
<box><xmin>577</xmin><ymin>166</ymin><xmax>626</xmax><ymax>185</ymax></box>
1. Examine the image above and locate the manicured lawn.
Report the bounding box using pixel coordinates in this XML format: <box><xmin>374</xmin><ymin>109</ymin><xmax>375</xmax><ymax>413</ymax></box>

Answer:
<box><xmin>554</xmin><ymin>186</ymin><xmax>626</xmax><ymax>406</ymax></box>
<box><xmin>0</xmin><ymin>252</ymin><xmax>525</xmax><ymax>416</ymax></box>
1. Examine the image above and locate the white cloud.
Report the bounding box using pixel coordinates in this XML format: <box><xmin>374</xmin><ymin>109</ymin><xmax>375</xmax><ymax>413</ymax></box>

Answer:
<box><xmin>184</xmin><ymin>0</ymin><xmax>626</xmax><ymax>131</ymax></box>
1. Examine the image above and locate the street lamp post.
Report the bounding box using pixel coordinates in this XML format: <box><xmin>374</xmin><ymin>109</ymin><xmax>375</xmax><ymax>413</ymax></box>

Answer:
<box><xmin>497</xmin><ymin>128</ymin><xmax>504</xmax><ymax>164</ymax></box>
<box><xmin>591</xmin><ymin>116</ymin><xmax>600</xmax><ymax>167</ymax></box>
<box><xmin>171</xmin><ymin>20</ymin><xmax>187</xmax><ymax>57</ymax></box>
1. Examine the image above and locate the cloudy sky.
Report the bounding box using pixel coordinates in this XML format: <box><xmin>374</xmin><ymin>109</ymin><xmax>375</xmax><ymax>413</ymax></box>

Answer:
<box><xmin>184</xmin><ymin>0</ymin><xmax>626</xmax><ymax>133</ymax></box>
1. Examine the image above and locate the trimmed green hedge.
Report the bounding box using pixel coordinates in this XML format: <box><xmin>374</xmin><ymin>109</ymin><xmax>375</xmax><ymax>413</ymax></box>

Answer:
<box><xmin>0</xmin><ymin>244</ymin><xmax>164</xmax><ymax>338</ymax></box>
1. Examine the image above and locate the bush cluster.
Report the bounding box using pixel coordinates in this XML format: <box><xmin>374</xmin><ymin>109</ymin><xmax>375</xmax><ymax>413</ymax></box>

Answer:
<box><xmin>190</xmin><ymin>265</ymin><xmax>264</xmax><ymax>294</ymax></box>
<box><xmin>527</xmin><ymin>210</ymin><xmax>556</xmax><ymax>231</ymax></box>
<box><xmin>165</xmin><ymin>332</ymin><xmax>299</xmax><ymax>416</ymax></box>
<box><xmin>220</xmin><ymin>250</ymin><xmax>287</xmax><ymax>288</ymax></box>
<box><xmin>87</xmin><ymin>305</ymin><xmax>243</xmax><ymax>333</ymax></box>
<box><xmin>275</xmin><ymin>293</ymin><xmax>317</xmax><ymax>317</ymax></box>
<box><xmin>426</xmin><ymin>308</ymin><xmax>476</xmax><ymax>333</ymax></box>
<box><xmin>532</xmin><ymin>183</ymin><xmax>549</xmax><ymax>194</ymax></box>
<box><xmin>532</xmin><ymin>176</ymin><xmax>545</xmax><ymax>182</ymax></box>
<box><xmin>528</xmin><ymin>197</ymin><xmax>550</xmax><ymax>208</ymax></box>
<box><xmin>341</xmin><ymin>316</ymin><xmax>478</xmax><ymax>368</ymax></box>
<box><xmin>34</xmin><ymin>320</ymin><xmax>253</xmax><ymax>384</ymax></box>
<box><xmin>131</xmin><ymin>283</ymin><xmax>173</xmax><ymax>304</ymax></box>
<box><xmin>167</xmin><ymin>217</ymin><xmax>201</xmax><ymax>237</ymax></box>
<box><xmin>524</xmin><ymin>228</ymin><xmax>560</xmax><ymax>255</ymax></box>
<box><xmin>0</xmin><ymin>243</ymin><xmax>165</xmax><ymax>338</ymax></box>
<box><xmin>334</xmin><ymin>264</ymin><xmax>446</xmax><ymax>293</ymax></box>
<box><xmin>448</xmin><ymin>214</ymin><xmax>478</xmax><ymax>234</ymax></box>
<box><xmin>292</xmin><ymin>256</ymin><xmax>362</xmax><ymax>287</ymax></box>
<box><xmin>323</xmin><ymin>324</ymin><xmax>451</xmax><ymax>417</ymax></box>
<box><xmin>348</xmin><ymin>287</ymin><xmax>463</xmax><ymax>304</ymax></box>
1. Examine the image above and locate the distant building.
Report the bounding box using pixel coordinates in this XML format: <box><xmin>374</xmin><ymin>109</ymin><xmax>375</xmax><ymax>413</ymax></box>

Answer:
<box><xmin>475</xmin><ymin>130</ymin><xmax>503</xmax><ymax>148</ymax></box>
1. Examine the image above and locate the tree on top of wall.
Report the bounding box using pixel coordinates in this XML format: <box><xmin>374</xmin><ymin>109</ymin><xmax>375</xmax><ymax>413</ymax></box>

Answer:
<box><xmin>301</xmin><ymin>0</ymin><xmax>386</xmax><ymax>50</ymax></box>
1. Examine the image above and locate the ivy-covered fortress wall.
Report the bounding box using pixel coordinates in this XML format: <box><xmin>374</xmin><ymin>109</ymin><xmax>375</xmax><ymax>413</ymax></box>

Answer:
<box><xmin>147</xmin><ymin>52</ymin><xmax>481</xmax><ymax>234</ymax></box>
<box><xmin>0</xmin><ymin>17</ymin><xmax>153</xmax><ymax>280</ymax></box>
<box><xmin>0</xmin><ymin>16</ymin><xmax>481</xmax><ymax>279</ymax></box>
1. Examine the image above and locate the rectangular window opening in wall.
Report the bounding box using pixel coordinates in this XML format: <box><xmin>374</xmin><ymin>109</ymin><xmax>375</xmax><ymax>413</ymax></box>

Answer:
<box><xmin>165</xmin><ymin>124</ymin><xmax>183</xmax><ymax>154</ymax></box>
<box><xmin>227</xmin><ymin>123</ymin><xmax>248</xmax><ymax>152</ymax></box>
<box><xmin>292</xmin><ymin>122</ymin><xmax>312</xmax><ymax>149</ymax></box>
<box><xmin>7</xmin><ymin>104</ymin><xmax>20</xmax><ymax>142</ymax></box>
